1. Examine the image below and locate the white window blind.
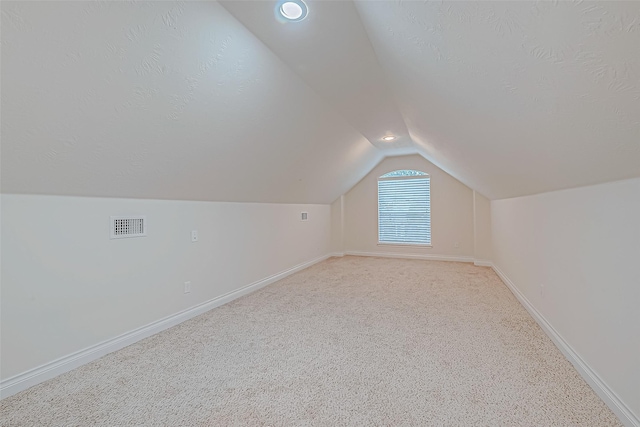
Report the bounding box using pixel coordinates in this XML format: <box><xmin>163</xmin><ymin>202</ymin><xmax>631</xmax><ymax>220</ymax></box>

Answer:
<box><xmin>378</xmin><ymin>171</ymin><xmax>431</xmax><ymax>245</ymax></box>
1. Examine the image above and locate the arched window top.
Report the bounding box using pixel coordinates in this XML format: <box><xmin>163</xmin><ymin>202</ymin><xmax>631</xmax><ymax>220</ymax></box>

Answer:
<box><xmin>377</xmin><ymin>169</ymin><xmax>431</xmax><ymax>245</ymax></box>
<box><xmin>380</xmin><ymin>169</ymin><xmax>428</xmax><ymax>179</ymax></box>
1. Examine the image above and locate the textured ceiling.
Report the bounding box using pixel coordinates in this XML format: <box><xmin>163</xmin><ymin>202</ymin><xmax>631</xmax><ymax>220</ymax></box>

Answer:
<box><xmin>0</xmin><ymin>1</ymin><xmax>382</xmax><ymax>203</ymax></box>
<box><xmin>2</xmin><ymin>1</ymin><xmax>639</xmax><ymax>203</ymax></box>
<box><xmin>219</xmin><ymin>1</ymin><xmax>414</xmax><ymax>154</ymax></box>
<box><xmin>356</xmin><ymin>0</ymin><xmax>640</xmax><ymax>199</ymax></box>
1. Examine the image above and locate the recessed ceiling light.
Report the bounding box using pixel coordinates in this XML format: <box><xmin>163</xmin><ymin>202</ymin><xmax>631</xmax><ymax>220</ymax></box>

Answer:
<box><xmin>279</xmin><ymin>0</ymin><xmax>308</xmax><ymax>21</ymax></box>
<box><xmin>382</xmin><ymin>136</ymin><xmax>396</xmax><ymax>141</ymax></box>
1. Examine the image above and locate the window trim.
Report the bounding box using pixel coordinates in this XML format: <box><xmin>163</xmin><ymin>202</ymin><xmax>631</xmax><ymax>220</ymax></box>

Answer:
<box><xmin>377</xmin><ymin>170</ymin><xmax>432</xmax><ymax>247</ymax></box>
<box><xmin>376</xmin><ymin>242</ymin><xmax>433</xmax><ymax>248</ymax></box>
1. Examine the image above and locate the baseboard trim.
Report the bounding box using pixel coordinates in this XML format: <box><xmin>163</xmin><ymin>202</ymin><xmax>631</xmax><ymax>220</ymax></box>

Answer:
<box><xmin>0</xmin><ymin>253</ymin><xmax>332</xmax><ymax>400</ymax></box>
<box><xmin>345</xmin><ymin>251</ymin><xmax>474</xmax><ymax>263</ymax></box>
<box><xmin>473</xmin><ymin>259</ymin><xmax>493</xmax><ymax>267</ymax></box>
<box><xmin>491</xmin><ymin>264</ymin><xmax>639</xmax><ymax>427</ymax></box>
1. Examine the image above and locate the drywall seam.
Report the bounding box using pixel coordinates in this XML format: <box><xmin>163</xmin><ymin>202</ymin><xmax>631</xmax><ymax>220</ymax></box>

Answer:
<box><xmin>492</xmin><ymin>264</ymin><xmax>639</xmax><ymax>427</ymax></box>
<box><xmin>0</xmin><ymin>253</ymin><xmax>333</xmax><ymax>400</ymax></box>
<box><xmin>345</xmin><ymin>251</ymin><xmax>474</xmax><ymax>263</ymax></box>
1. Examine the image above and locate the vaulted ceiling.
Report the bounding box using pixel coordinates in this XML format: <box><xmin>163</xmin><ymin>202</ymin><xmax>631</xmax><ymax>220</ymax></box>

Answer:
<box><xmin>2</xmin><ymin>1</ymin><xmax>639</xmax><ymax>203</ymax></box>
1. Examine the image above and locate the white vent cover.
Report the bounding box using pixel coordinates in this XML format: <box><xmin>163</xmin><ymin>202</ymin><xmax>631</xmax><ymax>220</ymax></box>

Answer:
<box><xmin>301</xmin><ymin>212</ymin><xmax>308</xmax><ymax>221</ymax></box>
<box><xmin>110</xmin><ymin>216</ymin><xmax>146</xmax><ymax>239</ymax></box>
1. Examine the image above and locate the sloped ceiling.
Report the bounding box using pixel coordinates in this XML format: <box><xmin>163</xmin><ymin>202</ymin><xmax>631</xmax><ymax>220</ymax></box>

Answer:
<box><xmin>0</xmin><ymin>1</ymin><xmax>382</xmax><ymax>204</ymax></box>
<box><xmin>219</xmin><ymin>0</ymin><xmax>414</xmax><ymax>154</ymax></box>
<box><xmin>355</xmin><ymin>0</ymin><xmax>640</xmax><ymax>199</ymax></box>
<box><xmin>2</xmin><ymin>1</ymin><xmax>639</xmax><ymax>203</ymax></box>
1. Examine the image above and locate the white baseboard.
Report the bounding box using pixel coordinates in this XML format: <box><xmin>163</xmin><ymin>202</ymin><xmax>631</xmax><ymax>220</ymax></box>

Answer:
<box><xmin>0</xmin><ymin>253</ymin><xmax>333</xmax><ymax>400</ymax></box>
<box><xmin>345</xmin><ymin>251</ymin><xmax>474</xmax><ymax>263</ymax></box>
<box><xmin>7</xmin><ymin>254</ymin><xmax>635</xmax><ymax>426</ymax></box>
<box><xmin>473</xmin><ymin>259</ymin><xmax>493</xmax><ymax>267</ymax></box>
<box><xmin>491</xmin><ymin>264</ymin><xmax>639</xmax><ymax>427</ymax></box>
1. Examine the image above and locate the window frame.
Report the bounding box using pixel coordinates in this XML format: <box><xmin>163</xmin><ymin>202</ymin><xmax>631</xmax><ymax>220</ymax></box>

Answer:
<box><xmin>377</xmin><ymin>170</ymin><xmax>432</xmax><ymax>247</ymax></box>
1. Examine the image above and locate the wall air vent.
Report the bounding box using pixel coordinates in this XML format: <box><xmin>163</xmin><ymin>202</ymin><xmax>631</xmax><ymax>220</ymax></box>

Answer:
<box><xmin>301</xmin><ymin>212</ymin><xmax>308</xmax><ymax>221</ymax></box>
<box><xmin>110</xmin><ymin>216</ymin><xmax>146</xmax><ymax>239</ymax></box>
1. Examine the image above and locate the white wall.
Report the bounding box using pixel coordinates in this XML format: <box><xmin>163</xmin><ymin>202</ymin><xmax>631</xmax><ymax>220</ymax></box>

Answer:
<box><xmin>342</xmin><ymin>155</ymin><xmax>475</xmax><ymax>260</ymax></box>
<box><xmin>0</xmin><ymin>194</ymin><xmax>331</xmax><ymax>380</ymax></box>
<box><xmin>330</xmin><ymin>196</ymin><xmax>344</xmax><ymax>254</ymax></box>
<box><xmin>473</xmin><ymin>191</ymin><xmax>492</xmax><ymax>263</ymax></box>
<box><xmin>491</xmin><ymin>177</ymin><xmax>640</xmax><ymax>422</ymax></box>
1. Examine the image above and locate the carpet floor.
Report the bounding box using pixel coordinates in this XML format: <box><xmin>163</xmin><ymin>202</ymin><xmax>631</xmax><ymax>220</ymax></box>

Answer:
<box><xmin>0</xmin><ymin>256</ymin><xmax>621</xmax><ymax>426</ymax></box>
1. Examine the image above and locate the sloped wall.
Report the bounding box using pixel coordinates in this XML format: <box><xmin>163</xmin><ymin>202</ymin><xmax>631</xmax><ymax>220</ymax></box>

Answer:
<box><xmin>1</xmin><ymin>194</ymin><xmax>331</xmax><ymax>382</ymax></box>
<box><xmin>491</xmin><ymin>177</ymin><xmax>640</xmax><ymax>422</ymax></box>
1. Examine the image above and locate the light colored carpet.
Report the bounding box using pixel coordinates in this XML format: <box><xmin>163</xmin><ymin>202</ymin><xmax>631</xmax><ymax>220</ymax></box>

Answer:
<box><xmin>1</xmin><ymin>256</ymin><xmax>621</xmax><ymax>426</ymax></box>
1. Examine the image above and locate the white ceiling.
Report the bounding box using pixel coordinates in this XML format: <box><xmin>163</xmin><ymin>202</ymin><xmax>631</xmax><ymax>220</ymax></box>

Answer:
<box><xmin>219</xmin><ymin>0</ymin><xmax>414</xmax><ymax>154</ymax></box>
<box><xmin>2</xmin><ymin>1</ymin><xmax>639</xmax><ymax>202</ymax></box>
<box><xmin>356</xmin><ymin>0</ymin><xmax>640</xmax><ymax>199</ymax></box>
<box><xmin>0</xmin><ymin>1</ymin><xmax>382</xmax><ymax>203</ymax></box>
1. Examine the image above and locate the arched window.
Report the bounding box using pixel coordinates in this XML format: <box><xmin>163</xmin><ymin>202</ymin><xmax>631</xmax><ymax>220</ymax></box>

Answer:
<box><xmin>378</xmin><ymin>170</ymin><xmax>431</xmax><ymax>245</ymax></box>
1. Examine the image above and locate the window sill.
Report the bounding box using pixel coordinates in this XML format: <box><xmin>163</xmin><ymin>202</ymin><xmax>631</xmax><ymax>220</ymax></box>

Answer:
<box><xmin>377</xmin><ymin>242</ymin><xmax>433</xmax><ymax>248</ymax></box>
